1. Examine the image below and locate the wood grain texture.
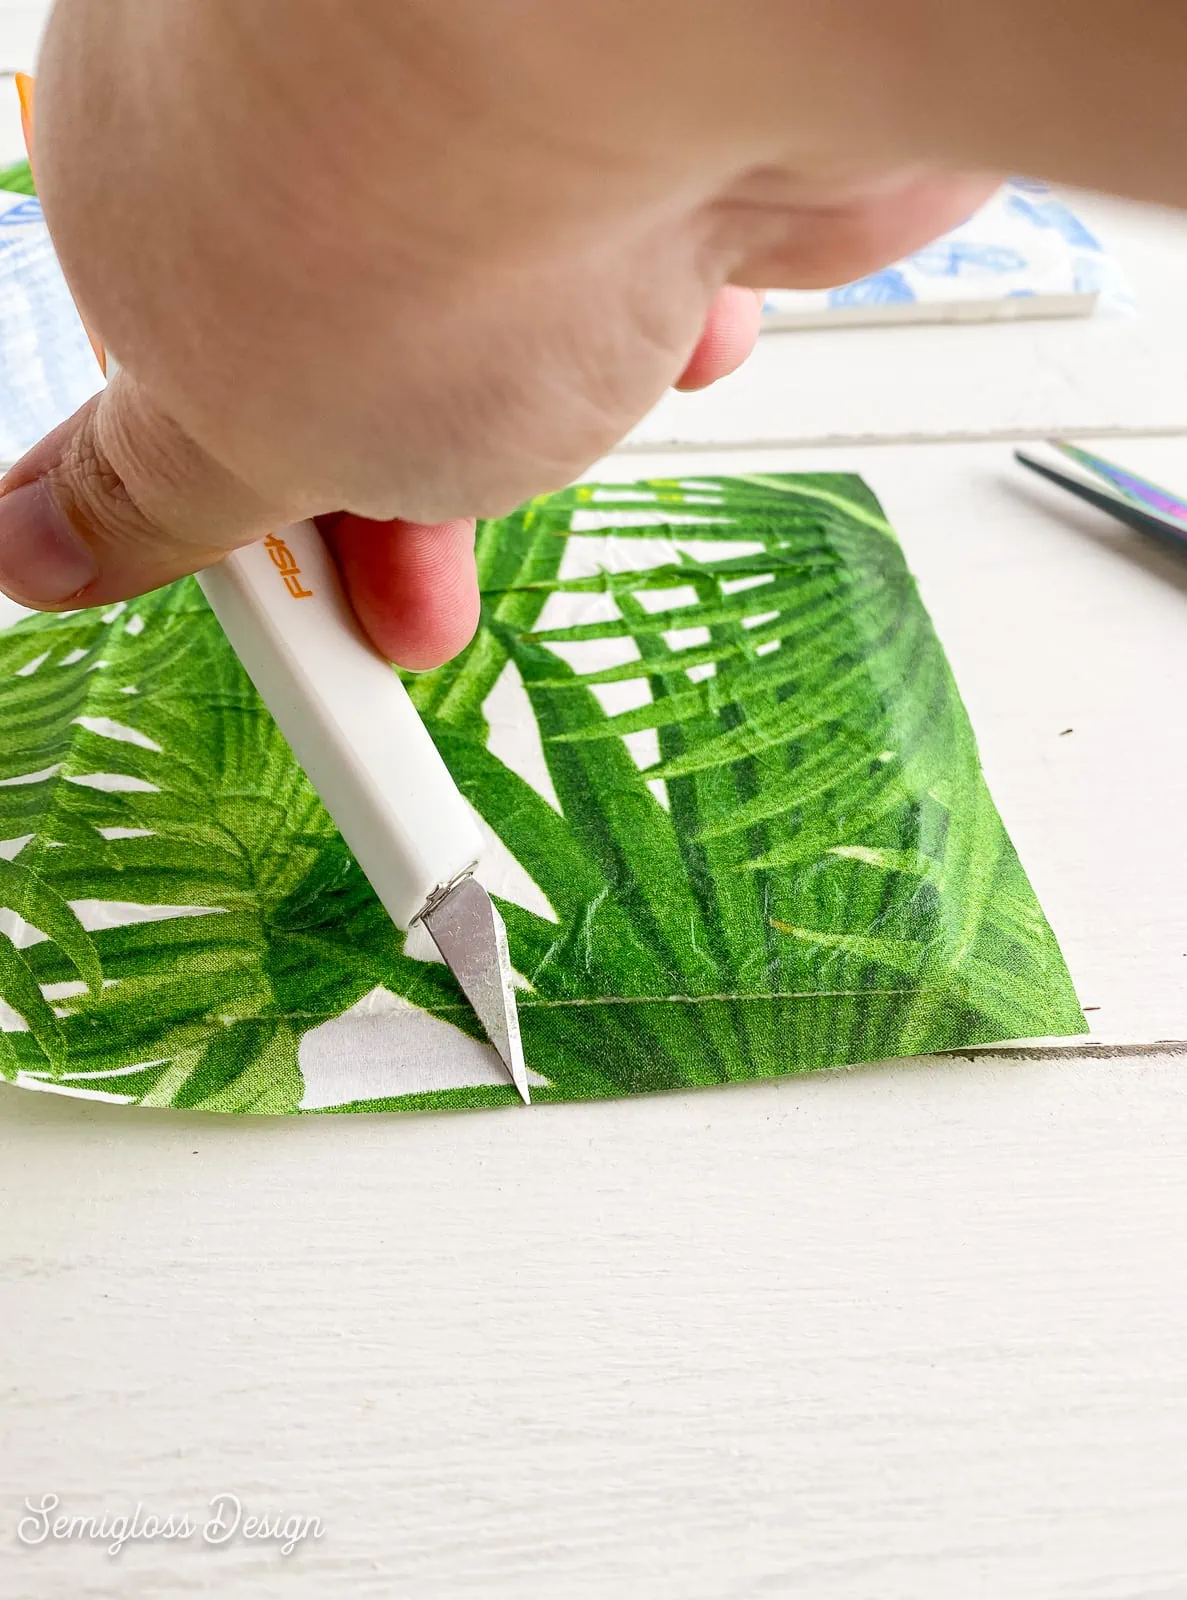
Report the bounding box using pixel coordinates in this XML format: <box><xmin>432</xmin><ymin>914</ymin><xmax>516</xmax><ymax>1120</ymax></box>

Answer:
<box><xmin>4</xmin><ymin>1053</ymin><xmax>1187</xmax><ymax>1598</ymax></box>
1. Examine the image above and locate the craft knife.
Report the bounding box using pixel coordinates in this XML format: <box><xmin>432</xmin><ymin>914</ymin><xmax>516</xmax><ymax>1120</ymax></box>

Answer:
<box><xmin>14</xmin><ymin>72</ymin><xmax>530</xmax><ymax>1104</ymax></box>
<box><xmin>198</xmin><ymin>526</ymin><xmax>530</xmax><ymax>1104</ymax></box>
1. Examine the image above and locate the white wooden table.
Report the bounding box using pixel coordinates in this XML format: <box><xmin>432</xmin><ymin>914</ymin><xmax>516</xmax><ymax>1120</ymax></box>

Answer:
<box><xmin>5</xmin><ymin>7</ymin><xmax>1187</xmax><ymax>1597</ymax></box>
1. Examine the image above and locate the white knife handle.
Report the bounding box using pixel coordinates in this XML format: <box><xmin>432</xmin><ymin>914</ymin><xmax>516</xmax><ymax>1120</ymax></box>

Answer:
<box><xmin>196</xmin><ymin>520</ymin><xmax>483</xmax><ymax>928</ymax></box>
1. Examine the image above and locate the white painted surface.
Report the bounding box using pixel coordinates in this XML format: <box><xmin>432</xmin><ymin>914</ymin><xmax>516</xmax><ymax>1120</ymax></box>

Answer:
<box><xmin>630</xmin><ymin>195</ymin><xmax>1187</xmax><ymax>449</ymax></box>
<box><xmin>0</xmin><ymin>3</ymin><xmax>45</xmax><ymax>162</ymax></box>
<box><xmin>5</xmin><ymin>1053</ymin><xmax>1187</xmax><ymax>1599</ymax></box>
<box><xmin>0</xmin><ymin>0</ymin><xmax>43</xmax><ymax>167</ymax></box>
<box><xmin>0</xmin><ymin>76</ymin><xmax>22</xmax><ymax>165</ymax></box>
<box><xmin>0</xmin><ymin>2</ymin><xmax>43</xmax><ymax>76</ymax></box>
<box><xmin>6</xmin><ymin>3</ymin><xmax>1187</xmax><ymax>1593</ymax></box>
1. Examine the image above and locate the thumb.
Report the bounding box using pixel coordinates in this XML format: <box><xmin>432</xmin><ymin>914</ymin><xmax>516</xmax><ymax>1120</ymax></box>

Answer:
<box><xmin>0</xmin><ymin>372</ymin><xmax>285</xmax><ymax>610</ymax></box>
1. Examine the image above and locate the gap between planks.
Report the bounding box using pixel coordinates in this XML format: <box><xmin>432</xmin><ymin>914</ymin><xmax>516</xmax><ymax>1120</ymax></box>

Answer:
<box><xmin>616</xmin><ymin>424</ymin><xmax>1187</xmax><ymax>456</ymax></box>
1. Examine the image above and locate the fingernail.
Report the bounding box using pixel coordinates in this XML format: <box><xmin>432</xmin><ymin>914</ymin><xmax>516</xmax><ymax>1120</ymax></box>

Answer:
<box><xmin>0</xmin><ymin>478</ymin><xmax>99</xmax><ymax>604</ymax></box>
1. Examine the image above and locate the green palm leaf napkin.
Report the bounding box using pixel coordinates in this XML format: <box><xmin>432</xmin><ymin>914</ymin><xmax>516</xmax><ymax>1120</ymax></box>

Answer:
<box><xmin>0</xmin><ymin>473</ymin><xmax>1085</xmax><ymax>1114</ymax></box>
<box><xmin>0</xmin><ymin>160</ymin><xmax>35</xmax><ymax>196</ymax></box>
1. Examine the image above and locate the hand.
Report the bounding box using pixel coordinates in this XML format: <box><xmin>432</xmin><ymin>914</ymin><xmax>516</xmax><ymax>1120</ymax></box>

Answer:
<box><xmin>0</xmin><ymin>0</ymin><xmax>995</xmax><ymax>666</ymax></box>
<box><xmin>0</xmin><ymin>284</ymin><xmax>767</xmax><ymax>669</ymax></box>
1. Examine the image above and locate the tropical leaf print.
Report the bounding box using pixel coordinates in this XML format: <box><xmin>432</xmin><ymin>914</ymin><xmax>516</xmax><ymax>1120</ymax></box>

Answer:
<box><xmin>0</xmin><ymin>475</ymin><xmax>1085</xmax><ymax>1113</ymax></box>
<box><xmin>0</xmin><ymin>160</ymin><xmax>35</xmax><ymax>196</ymax></box>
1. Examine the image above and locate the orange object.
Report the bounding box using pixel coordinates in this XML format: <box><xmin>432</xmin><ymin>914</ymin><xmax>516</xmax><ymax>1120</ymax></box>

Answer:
<box><xmin>14</xmin><ymin>71</ymin><xmax>107</xmax><ymax>377</ymax></box>
<box><xmin>14</xmin><ymin>71</ymin><xmax>34</xmax><ymax>164</ymax></box>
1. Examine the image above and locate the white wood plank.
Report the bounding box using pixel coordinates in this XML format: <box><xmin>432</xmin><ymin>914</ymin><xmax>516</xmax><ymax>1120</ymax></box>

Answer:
<box><xmin>630</xmin><ymin>195</ymin><xmax>1187</xmax><ymax>449</ymax></box>
<box><xmin>0</xmin><ymin>3</ymin><xmax>45</xmax><ymax>74</ymax></box>
<box><xmin>0</xmin><ymin>73</ymin><xmax>26</xmax><ymax>166</ymax></box>
<box><xmin>3</xmin><ymin>1051</ymin><xmax>1187</xmax><ymax>1598</ymax></box>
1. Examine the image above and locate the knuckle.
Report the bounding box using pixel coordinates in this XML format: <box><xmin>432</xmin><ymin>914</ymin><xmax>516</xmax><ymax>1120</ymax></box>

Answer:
<box><xmin>43</xmin><ymin>380</ymin><xmax>234</xmax><ymax>558</ymax></box>
<box><xmin>55</xmin><ymin>406</ymin><xmax>141</xmax><ymax>536</ymax></box>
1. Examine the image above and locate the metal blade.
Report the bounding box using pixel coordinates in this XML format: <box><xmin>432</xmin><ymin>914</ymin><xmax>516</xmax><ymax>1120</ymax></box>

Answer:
<box><xmin>420</xmin><ymin>876</ymin><xmax>530</xmax><ymax>1105</ymax></box>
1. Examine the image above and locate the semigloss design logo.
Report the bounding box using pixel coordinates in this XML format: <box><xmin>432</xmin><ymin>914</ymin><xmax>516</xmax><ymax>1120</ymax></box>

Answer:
<box><xmin>16</xmin><ymin>1492</ymin><xmax>325</xmax><ymax>1558</ymax></box>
